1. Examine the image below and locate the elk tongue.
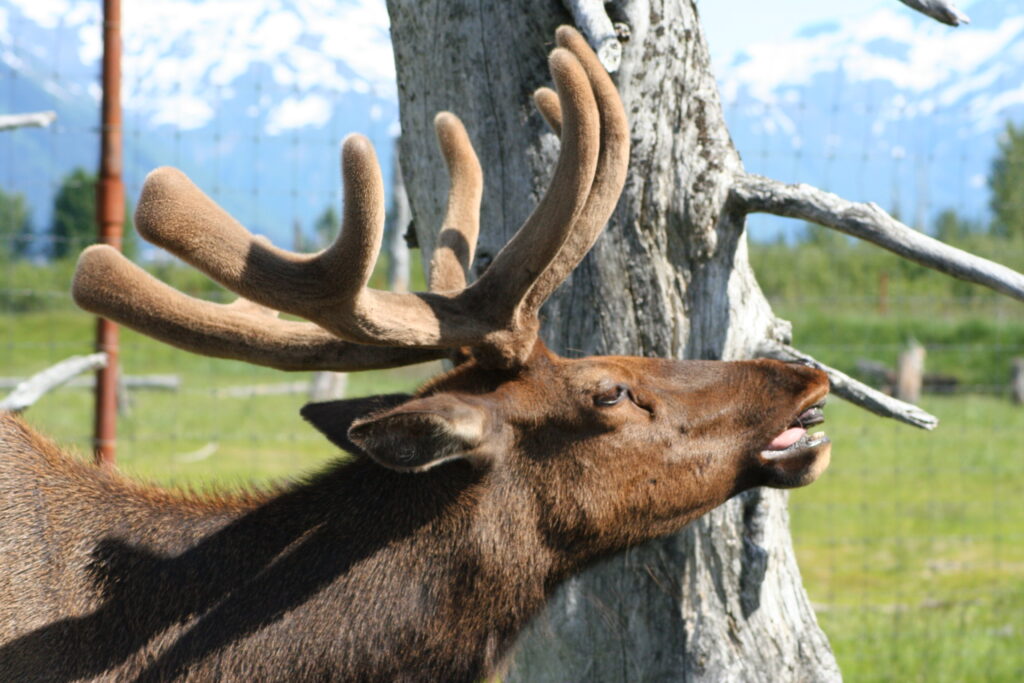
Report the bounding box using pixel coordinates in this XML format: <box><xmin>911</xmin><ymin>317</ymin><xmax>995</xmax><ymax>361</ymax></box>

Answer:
<box><xmin>768</xmin><ymin>427</ymin><xmax>806</xmax><ymax>450</ymax></box>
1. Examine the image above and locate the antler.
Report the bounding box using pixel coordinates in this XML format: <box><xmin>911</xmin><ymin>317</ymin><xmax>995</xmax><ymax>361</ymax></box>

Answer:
<box><xmin>73</xmin><ymin>26</ymin><xmax>629</xmax><ymax>369</ymax></box>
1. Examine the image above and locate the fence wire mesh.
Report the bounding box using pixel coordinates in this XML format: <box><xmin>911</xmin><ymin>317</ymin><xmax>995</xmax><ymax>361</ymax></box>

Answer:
<box><xmin>1</xmin><ymin>3</ymin><xmax>1022</xmax><ymax>681</ymax></box>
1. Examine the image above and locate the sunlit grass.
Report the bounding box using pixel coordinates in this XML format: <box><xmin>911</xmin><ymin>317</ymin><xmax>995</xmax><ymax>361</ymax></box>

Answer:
<box><xmin>3</xmin><ymin>306</ymin><xmax>1023</xmax><ymax>680</ymax></box>
<box><xmin>791</xmin><ymin>396</ymin><xmax>1024</xmax><ymax>682</ymax></box>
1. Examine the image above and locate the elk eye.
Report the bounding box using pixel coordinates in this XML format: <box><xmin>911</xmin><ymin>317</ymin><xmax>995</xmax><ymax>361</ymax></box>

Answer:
<box><xmin>594</xmin><ymin>384</ymin><xmax>628</xmax><ymax>407</ymax></box>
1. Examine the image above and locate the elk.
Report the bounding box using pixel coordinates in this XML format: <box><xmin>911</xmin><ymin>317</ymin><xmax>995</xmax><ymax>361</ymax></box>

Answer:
<box><xmin>0</xmin><ymin>28</ymin><xmax>831</xmax><ymax>682</ymax></box>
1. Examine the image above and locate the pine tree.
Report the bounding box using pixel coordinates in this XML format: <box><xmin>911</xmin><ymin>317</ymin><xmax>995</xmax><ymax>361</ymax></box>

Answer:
<box><xmin>0</xmin><ymin>187</ymin><xmax>32</xmax><ymax>260</ymax></box>
<box><xmin>990</xmin><ymin>121</ymin><xmax>1024</xmax><ymax>240</ymax></box>
<box><xmin>50</xmin><ymin>168</ymin><xmax>137</xmax><ymax>260</ymax></box>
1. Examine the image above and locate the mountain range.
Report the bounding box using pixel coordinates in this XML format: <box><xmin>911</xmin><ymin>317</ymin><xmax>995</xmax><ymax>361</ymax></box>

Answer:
<box><xmin>2</xmin><ymin>0</ymin><xmax>1022</xmax><ymax>248</ymax></box>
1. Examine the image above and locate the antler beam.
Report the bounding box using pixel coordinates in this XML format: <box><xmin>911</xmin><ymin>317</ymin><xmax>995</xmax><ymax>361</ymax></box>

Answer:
<box><xmin>73</xmin><ymin>247</ymin><xmax>444</xmax><ymax>371</ymax></box>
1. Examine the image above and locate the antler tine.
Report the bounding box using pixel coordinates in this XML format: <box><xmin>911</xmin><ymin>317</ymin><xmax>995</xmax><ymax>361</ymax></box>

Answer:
<box><xmin>518</xmin><ymin>26</ymin><xmax>630</xmax><ymax>320</ymax></box>
<box><xmin>72</xmin><ymin>246</ymin><xmax>444</xmax><ymax>371</ymax></box>
<box><xmin>533</xmin><ymin>87</ymin><xmax>563</xmax><ymax>137</ymax></box>
<box><xmin>463</xmin><ymin>49</ymin><xmax>600</xmax><ymax>328</ymax></box>
<box><xmin>429</xmin><ymin>112</ymin><xmax>483</xmax><ymax>293</ymax></box>
<box><xmin>134</xmin><ymin>135</ymin><xmax>386</xmax><ymax>316</ymax></box>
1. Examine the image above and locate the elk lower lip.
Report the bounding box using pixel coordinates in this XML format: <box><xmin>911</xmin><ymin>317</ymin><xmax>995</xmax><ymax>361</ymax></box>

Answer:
<box><xmin>760</xmin><ymin>431</ymin><xmax>830</xmax><ymax>461</ymax></box>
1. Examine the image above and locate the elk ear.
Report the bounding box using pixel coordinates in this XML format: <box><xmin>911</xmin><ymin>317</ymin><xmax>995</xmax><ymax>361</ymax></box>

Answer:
<box><xmin>347</xmin><ymin>394</ymin><xmax>493</xmax><ymax>472</ymax></box>
<box><xmin>301</xmin><ymin>394</ymin><xmax>413</xmax><ymax>456</ymax></box>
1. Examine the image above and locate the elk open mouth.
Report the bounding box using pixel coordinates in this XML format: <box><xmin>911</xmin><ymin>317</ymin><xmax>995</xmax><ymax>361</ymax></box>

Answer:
<box><xmin>760</xmin><ymin>400</ymin><xmax>830</xmax><ymax>462</ymax></box>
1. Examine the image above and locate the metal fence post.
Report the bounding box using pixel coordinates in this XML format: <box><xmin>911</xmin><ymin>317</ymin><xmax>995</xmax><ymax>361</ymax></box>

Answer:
<box><xmin>93</xmin><ymin>0</ymin><xmax>122</xmax><ymax>466</ymax></box>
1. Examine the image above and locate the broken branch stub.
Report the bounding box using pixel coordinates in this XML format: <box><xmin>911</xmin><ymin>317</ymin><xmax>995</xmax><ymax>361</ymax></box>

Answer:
<box><xmin>733</xmin><ymin>174</ymin><xmax>1024</xmax><ymax>303</ymax></box>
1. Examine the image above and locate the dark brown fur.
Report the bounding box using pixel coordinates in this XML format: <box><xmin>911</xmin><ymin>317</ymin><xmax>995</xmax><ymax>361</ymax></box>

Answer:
<box><xmin>0</xmin><ymin>342</ymin><xmax>829</xmax><ymax>682</ymax></box>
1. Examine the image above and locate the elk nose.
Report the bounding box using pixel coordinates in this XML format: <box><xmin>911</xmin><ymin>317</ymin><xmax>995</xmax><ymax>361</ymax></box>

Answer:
<box><xmin>780</xmin><ymin>359</ymin><xmax>830</xmax><ymax>391</ymax></box>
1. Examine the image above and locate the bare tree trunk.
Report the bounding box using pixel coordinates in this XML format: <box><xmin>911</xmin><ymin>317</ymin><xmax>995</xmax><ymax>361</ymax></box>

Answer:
<box><xmin>387</xmin><ymin>138</ymin><xmax>411</xmax><ymax>294</ymax></box>
<box><xmin>387</xmin><ymin>1</ymin><xmax>839</xmax><ymax>680</ymax></box>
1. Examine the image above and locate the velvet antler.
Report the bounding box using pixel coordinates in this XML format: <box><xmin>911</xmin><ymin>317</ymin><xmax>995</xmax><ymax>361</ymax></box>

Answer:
<box><xmin>73</xmin><ymin>27</ymin><xmax>630</xmax><ymax>370</ymax></box>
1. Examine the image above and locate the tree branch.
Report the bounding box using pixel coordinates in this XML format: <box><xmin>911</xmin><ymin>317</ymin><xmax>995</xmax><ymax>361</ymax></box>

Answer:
<box><xmin>756</xmin><ymin>340</ymin><xmax>939</xmax><ymax>431</ymax></box>
<box><xmin>732</xmin><ymin>174</ymin><xmax>1024</xmax><ymax>303</ymax></box>
<box><xmin>0</xmin><ymin>111</ymin><xmax>57</xmax><ymax>132</ymax></box>
<box><xmin>0</xmin><ymin>353</ymin><xmax>107</xmax><ymax>413</ymax></box>
<box><xmin>895</xmin><ymin>0</ymin><xmax>970</xmax><ymax>27</ymax></box>
<box><xmin>562</xmin><ymin>0</ymin><xmax>621</xmax><ymax>72</ymax></box>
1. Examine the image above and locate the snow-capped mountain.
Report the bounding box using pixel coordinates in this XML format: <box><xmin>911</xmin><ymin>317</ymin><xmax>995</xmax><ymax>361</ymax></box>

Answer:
<box><xmin>716</xmin><ymin>0</ymin><xmax>1024</xmax><ymax>237</ymax></box>
<box><xmin>0</xmin><ymin>0</ymin><xmax>398</xmax><ymax>246</ymax></box>
<box><xmin>1</xmin><ymin>0</ymin><xmax>1023</xmax><ymax>247</ymax></box>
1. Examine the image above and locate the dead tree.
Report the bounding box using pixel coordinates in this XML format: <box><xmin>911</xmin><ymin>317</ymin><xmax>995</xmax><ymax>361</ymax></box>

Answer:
<box><xmin>385</xmin><ymin>1</ymin><xmax>1023</xmax><ymax>679</ymax></box>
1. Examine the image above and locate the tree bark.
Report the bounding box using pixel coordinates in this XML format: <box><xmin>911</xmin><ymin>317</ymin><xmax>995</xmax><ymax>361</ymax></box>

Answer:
<box><xmin>387</xmin><ymin>137</ymin><xmax>412</xmax><ymax>294</ymax></box>
<box><xmin>386</xmin><ymin>1</ymin><xmax>839</xmax><ymax>680</ymax></box>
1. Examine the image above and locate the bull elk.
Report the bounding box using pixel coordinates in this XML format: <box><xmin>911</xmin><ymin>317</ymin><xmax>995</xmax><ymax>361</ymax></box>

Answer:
<box><xmin>0</xmin><ymin>28</ymin><xmax>831</xmax><ymax>682</ymax></box>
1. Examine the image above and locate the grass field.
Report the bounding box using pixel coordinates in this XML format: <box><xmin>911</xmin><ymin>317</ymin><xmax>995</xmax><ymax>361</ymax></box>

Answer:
<box><xmin>790</xmin><ymin>397</ymin><xmax>1023</xmax><ymax>682</ymax></box>
<box><xmin>2</xmin><ymin>304</ymin><xmax>1022</xmax><ymax>681</ymax></box>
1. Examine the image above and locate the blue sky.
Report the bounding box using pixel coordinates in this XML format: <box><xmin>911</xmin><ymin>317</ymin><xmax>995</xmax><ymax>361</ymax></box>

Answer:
<box><xmin>698</xmin><ymin>0</ymin><xmax>978</xmax><ymax>65</ymax></box>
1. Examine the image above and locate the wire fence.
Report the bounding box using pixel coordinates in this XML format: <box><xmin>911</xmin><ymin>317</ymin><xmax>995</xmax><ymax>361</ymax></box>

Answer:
<box><xmin>1</xmin><ymin>5</ymin><xmax>1023</xmax><ymax>681</ymax></box>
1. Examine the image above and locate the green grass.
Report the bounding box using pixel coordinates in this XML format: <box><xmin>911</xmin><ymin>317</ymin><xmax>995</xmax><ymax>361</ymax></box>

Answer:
<box><xmin>0</xmin><ymin>307</ymin><xmax>438</xmax><ymax>487</ymax></box>
<box><xmin>790</xmin><ymin>396</ymin><xmax>1024</xmax><ymax>682</ymax></box>
<box><xmin>2</xmin><ymin>301</ymin><xmax>1023</xmax><ymax>680</ymax></box>
<box><xmin>775</xmin><ymin>299</ymin><xmax>1024</xmax><ymax>391</ymax></box>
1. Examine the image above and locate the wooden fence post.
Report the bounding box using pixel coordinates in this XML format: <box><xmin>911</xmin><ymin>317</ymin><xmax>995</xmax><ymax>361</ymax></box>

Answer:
<box><xmin>309</xmin><ymin>372</ymin><xmax>348</xmax><ymax>402</ymax></box>
<box><xmin>896</xmin><ymin>340</ymin><xmax>926</xmax><ymax>404</ymax></box>
<box><xmin>1012</xmin><ymin>358</ymin><xmax>1024</xmax><ymax>405</ymax></box>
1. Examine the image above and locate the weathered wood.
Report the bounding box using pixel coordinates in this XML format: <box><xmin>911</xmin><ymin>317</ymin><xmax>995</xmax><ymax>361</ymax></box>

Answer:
<box><xmin>0</xmin><ymin>111</ymin><xmax>56</xmax><ymax>131</ymax></box>
<box><xmin>388</xmin><ymin>138</ymin><xmax>411</xmax><ymax>294</ymax></box>
<box><xmin>308</xmin><ymin>371</ymin><xmax>348</xmax><ymax>402</ymax></box>
<box><xmin>855</xmin><ymin>358</ymin><xmax>958</xmax><ymax>395</ymax></box>
<box><xmin>896</xmin><ymin>341</ymin><xmax>926</xmax><ymax>403</ymax></box>
<box><xmin>174</xmin><ymin>442</ymin><xmax>219</xmax><ymax>463</ymax></box>
<box><xmin>733</xmin><ymin>174</ymin><xmax>1024</xmax><ymax>303</ymax></box>
<box><xmin>562</xmin><ymin>0</ymin><xmax>621</xmax><ymax>72</ymax></box>
<box><xmin>0</xmin><ymin>353</ymin><xmax>107</xmax><ymax>413</ymax></box>
<box><xmin>0</xmin><ymin>375</ymin><xmax>180</xmax><ymax>391</ymax></box>
<box><xmin>1012</xmin><ymin>358</ymin><xmax>1024</xmax><ymax>405</ymax></box>
<box><xmin>213</xmin><ymin>381</ymin><xmax>308</xmax><ymax>399</ymax></box>
<box><xmin>759</xmin><ymin>341</ymin><xmax>938</xmax><ymax>430</ymax></box>
<box><xmin>896</xmin><ymin>0</ymin><xmax>970</xmax><ymax>26</ymax></box>
<box><xmin>387</xmin><ymin>1</ymin><xmax>839</xmax><ymax>680</ymax></box>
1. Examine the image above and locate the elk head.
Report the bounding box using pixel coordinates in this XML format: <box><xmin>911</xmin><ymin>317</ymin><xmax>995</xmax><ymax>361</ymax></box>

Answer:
<box><xmin>71</xmin><ymin>27</ymin><xmax>830</xmax><ymax>566</ymax></box>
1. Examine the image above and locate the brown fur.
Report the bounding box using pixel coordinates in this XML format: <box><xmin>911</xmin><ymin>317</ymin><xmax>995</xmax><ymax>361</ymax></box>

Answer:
<box><xmin>0</xmin><ymin>342</ymin><xmax>829</xmax><ymax>682</ymax></box>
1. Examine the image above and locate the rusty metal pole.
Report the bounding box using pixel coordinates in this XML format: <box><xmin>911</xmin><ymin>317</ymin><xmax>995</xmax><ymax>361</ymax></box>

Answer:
<box><xmin>93</xmin><ymin>0</ymin><xmax>123</xmax><ymax>466</ymax></box>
